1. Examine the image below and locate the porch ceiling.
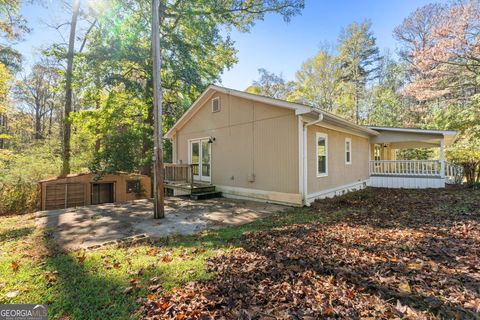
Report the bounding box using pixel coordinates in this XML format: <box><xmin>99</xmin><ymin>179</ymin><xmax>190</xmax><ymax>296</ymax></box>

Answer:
<box><xmin>368</xmin><ymin>126</ymin><xmax>458</xmax><ymax>148</ymax></box>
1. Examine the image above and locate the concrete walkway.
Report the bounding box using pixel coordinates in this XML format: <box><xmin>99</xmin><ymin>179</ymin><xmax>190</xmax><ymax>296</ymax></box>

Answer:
<box><xmin>35</xmin><ymin>197</ymin><xmax>286</xmax><ymax>250</ymax></box>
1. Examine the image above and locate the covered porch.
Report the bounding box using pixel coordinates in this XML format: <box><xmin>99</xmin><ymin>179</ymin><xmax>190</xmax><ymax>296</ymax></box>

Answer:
<box><xmin>367</xmin><ymin>127</ymin><xmax>462</xmax><ymax>188</ymax></box>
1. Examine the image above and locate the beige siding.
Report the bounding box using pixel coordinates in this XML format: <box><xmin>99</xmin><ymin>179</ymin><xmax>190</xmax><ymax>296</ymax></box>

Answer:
<box><xmin>307</xmin><ymin>125</ymin><xmax>369</xmax><ymax>194</ymax></box>
<box><xmin>174</xmin><ymin>92</ymin><xmax>299</xmax><ymax>195</ymax></box>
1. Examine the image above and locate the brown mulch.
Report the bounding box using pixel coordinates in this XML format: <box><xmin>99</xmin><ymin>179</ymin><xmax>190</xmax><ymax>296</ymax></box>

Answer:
<box><xmin>141</xmin><ymin>188</ymin><xmax>480</xmax><ymax>319</ymax></box>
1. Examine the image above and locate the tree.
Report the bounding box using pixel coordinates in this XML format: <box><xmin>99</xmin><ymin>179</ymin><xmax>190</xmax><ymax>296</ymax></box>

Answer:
<box><xmin>337</xmin><ymin>20</ymin><xmax>382</xmax><ymax>123</ymax></box>
<box><xmin>246</xmin><ymin>68</ymin><xmax>294</xmax><ymax>100</ymax></box>
<box><xmin>433</xmin><ymin>95</ymin><xmax>480</xmax><ymax>184</ymax></box>
<box><xmin>400</xmin><ymin>1</ymin><xmax>480</xmax><ymax>102</ymax></box>
<box><xmin>393</xmin><ymin>3</ymin><xmax>445</xmax><ymax>66</ymax></box>
<box><xmin>290</xmin><ymin>49</ymin><xmax>341</xmax><ymax>111</ymax></box>
<box><xmin>0</xmin><ymin>0</ymin><xmax>28</xmax><ymax>73</ymax></box>
<box><xmin>75</xmin><ymin>0</ymin><xmax>304</xmax><ymax>176</ymax></box>
<box><xmin>0</xmin><ymin>62</ymin><xmax>12</xmax><ymax>148</ymax></box>
<box><xmin>367</xmin><ymin>54</ymin><xmax>408</xmax><ymax>126</ymax></box>
<box><xmin>16</xmin><ymin>63</ymin><xmax>61</xmax><ymax>140</ymax></box>
<box><xmin>0</xmin><ymin>0</ymin><xmax>30</xmax><ymax>40</ymax></box>
<box><xmin>61</xmin><ymin>0</ymin><xmax>80</xmax><ymax>176</ymax></box>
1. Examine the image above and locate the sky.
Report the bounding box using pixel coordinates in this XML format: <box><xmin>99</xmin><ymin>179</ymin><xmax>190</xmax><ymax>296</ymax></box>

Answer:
<box><xmin>16</xmin><ymin>0</ymin><xmax>443</xmax><ymax>89</ymax></box>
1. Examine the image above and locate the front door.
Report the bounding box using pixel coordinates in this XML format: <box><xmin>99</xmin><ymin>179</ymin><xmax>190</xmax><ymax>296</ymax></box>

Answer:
<box><xmin>189</xmin><ymin>138</ymin><xmax>211</xmax><ymax>182</ymax></box>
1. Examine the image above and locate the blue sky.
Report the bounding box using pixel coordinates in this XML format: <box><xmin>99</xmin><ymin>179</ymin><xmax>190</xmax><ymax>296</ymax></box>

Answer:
<box><xmin>16</xmin><ymin>0</ymin><xmax>442</xmax><ymax>89</ymax></box>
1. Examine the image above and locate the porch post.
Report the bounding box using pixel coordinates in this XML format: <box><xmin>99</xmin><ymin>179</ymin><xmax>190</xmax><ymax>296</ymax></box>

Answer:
<box><xmin>440</xmin><ymin>138</ymin><xmax>445</xmax><ymax>178</ymax></box>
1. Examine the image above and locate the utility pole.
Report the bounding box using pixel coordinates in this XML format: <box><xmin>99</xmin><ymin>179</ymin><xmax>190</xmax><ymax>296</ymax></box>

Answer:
<box><xmin>151</xmin><ymin>0</ymin><xmax>165</xmax><ymax>218</ymax></box>
<box><xmin>61</xmin><ymin>0</ymin><xmax>80</xmax><ymax>176</ymax></box>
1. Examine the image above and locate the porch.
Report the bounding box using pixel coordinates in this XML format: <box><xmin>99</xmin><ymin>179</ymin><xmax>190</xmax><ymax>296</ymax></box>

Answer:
<box><xmin>367</xmin><ymin>127</ymin><xmax>461</xmax><ymax>188</ymax></box>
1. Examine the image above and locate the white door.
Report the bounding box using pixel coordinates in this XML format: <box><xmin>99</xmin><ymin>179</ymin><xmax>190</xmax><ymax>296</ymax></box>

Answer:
<box><xmin>189</xmin><ymin>138</ymin><xmax>211</xmax><ymax>182</ymax></box>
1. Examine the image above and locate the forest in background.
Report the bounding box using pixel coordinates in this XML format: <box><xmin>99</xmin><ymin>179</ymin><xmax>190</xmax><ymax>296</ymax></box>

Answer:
<box><xmin>0</xmin><ymin>0</ymin><xmax>479</xmax><ymax>214</ymax></box>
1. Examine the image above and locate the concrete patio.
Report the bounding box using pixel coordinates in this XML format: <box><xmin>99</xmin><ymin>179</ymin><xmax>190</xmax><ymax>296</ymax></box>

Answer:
<box><xmin>35</xmin><ymin>197</ymin><xmax>286</xmax><ymax>250</ymax></box>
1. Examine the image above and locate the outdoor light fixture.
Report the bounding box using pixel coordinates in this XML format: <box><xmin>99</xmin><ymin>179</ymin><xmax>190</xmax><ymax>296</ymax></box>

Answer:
<box><xmin>208</xmin><ymin>137</ymin><xmax>216</xmax><ymax>143</ymax></box>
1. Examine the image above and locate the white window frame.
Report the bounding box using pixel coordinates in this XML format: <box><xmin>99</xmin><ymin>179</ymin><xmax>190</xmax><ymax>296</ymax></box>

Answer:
<box><xmin>316</xmin><ymin>132</ymin><xmax>328</xmax><ymax>177</ymax></box>
<box><xmin>211</xmin><ymin>97</ymin><xmax>220</xmax><ymax>113</ymax></box>
<box><xmin>345</xmin><ymin>137</ymin><xmax>352</xmax><ymax>165</ymax></box>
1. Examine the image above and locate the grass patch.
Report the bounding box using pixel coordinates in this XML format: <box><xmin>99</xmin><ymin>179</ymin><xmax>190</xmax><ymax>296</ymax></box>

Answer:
<box><xmin>0</xmin><ymin>206</ymin><xmax>318</xmax><ymax>319</ymax></box>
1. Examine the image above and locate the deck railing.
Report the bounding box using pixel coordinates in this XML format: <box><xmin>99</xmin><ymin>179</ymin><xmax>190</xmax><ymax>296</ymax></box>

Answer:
<box><xmin>164</xmin><ymin>164</ymin><xmax>194</xmax><ymax>185</ymax></box>
<box><xmin>370</xmin><ymin>160</ymin><xmax>441</xmax><ymax>176</ymax></box>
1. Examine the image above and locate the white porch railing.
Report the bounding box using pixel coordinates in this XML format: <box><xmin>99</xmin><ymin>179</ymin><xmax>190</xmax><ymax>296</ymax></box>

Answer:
<box><xmin>370</xmin><ymin>160</ymin><xmax>441</xmax><ymax>177</ymax></box>
<box><xmin>445</xmin><ymin>162</ymin><xmax>464</xmax><ymax>184</ymax></box>
<box><xmin>369</xmin><ymin>160</ymin><xmax>464</xmax><ymax>183</ymax></box>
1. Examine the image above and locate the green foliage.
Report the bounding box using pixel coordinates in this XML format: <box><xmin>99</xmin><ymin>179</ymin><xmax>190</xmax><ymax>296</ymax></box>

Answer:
<box><xmin>0</xmin><ymin>141</ymin><xmax>63</xmax><ymax>215</ymax></box>
<box><xmin>0</xmin><ymin>62</ymin><xmax>12</xmax><ymax>112</ymax></box>
<box><xmin>290</xmin><ymin>49</ymin><xmax>341</xmax><ymax>111</ymax></box>
<box><xmin>0</xmin><ymin>0</ymin><xmax>29</xmax><ymax>40</ymax></box>
<box><xmin>431</xmin><ymin>96</ymin><xmax>480</xmax><ymax>183</ymax></box>
<box><xmin>72</xmin><ymin>88</ymin><xmax>150</xmax><ymax>174</ymax></box>
<box><xmin>337</xmin><ymin>20</ymin><xmax>382</xmax><ymax>123</ymax></box>
<box><xmin>68</xmin><ymin>0</ymin><xmax>304</xmax><ymax>174</ymax></box>
<box><xmin>396</xmin><ymin>148</ymin><xmax>434</xmax><ymax>161</ymax></box>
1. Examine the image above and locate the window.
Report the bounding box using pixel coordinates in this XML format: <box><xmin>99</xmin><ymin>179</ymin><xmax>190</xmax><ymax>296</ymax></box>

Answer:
<box><xmin>126</xmin><ymin>180</ymin><xmax>141</xmax><ymax>194</ymax></box>
<box><xmin>316</xmin><ymin>133</ymin><xmax>328</xmax><ymax>176</ymax></box>
<box><xmin>212</xmin><ymin>97</ymin><xmax>220</xmax><ymax>113</ymax></box>
<box><xmin>345</xmin><ymin>138</ymin><xmax>352</xmax><ymax>164</ymax></box>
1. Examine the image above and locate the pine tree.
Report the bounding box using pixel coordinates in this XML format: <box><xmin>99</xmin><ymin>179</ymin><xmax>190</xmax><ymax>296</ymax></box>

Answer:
<box><xmin>337</xmin><ymin>20</ymin><xmax>382</xmax><ymax>123</ymax></box>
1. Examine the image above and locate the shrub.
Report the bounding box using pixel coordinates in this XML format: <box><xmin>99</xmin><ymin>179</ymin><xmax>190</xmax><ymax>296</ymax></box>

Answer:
<box><xmin>0</xmin><ymin>141</ymin><xmax>62</xmax><ymax>215</ymax></box>
<box><xmin>0</xmin><ymin>180</ymin><xmax>39</xmax><ymax>215</ymax></box>
<box><xmin>447</xmin><ymin>143</ymin><xmax>480</xmax><ymax>185</ymax></box>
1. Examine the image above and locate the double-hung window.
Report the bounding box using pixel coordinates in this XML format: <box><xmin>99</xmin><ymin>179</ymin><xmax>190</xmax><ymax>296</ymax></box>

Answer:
<box><xmin>345</xmin><ymin>138</ymin><xmax>352</xmax><ymax>165</ymax></box>
<box><xmin>316</xmin><ymin>133</ymin><xmax>328</xmax><ymax>177</ymax></box>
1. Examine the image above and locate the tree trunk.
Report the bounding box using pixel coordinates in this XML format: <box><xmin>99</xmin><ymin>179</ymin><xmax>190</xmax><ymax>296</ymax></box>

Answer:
<box><xmin>34</xmin><ymin>109</ymin><xmax>42</xmax><ymax>140</ymax></box>
<box><xmin>48</xmin><ymin>106</ymin><xmax>53</xmax><ymax>136</ymax></box>
<box><xmin>95</xmin><ymin>98</ymin><xmax>101</xmax><ymax>152</ymax></box>
<box><xmin>61</xmin><ymin>0</ymin><xmax>80</xmax><ymax>176</ymax></box>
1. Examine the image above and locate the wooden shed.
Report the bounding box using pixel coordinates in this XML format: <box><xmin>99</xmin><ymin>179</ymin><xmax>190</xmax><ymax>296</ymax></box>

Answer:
<box><xmin>39</xmin><ymin>173</ymin><xmax>151</xmax><ymax>211</ymax></box>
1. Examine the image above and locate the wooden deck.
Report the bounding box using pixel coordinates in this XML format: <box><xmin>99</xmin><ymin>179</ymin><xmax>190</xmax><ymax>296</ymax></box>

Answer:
<box><xmin>163</xmin><ymin>164</ymin><xmax>221</xmax><ymax>199</ymax></box>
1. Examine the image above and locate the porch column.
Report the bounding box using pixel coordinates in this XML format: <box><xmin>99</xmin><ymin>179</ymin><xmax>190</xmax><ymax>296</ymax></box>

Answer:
<box><xmin>440</xmin><ymin>138</ymin><xmax>445</xmax><ymax>178</ymax></box>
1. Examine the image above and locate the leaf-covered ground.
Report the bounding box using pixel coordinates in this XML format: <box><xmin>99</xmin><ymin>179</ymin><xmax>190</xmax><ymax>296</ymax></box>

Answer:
<box><xmin>141</xmin><ymin>188</ymin><xmax>480</xmax><ymax>320</ymax></box>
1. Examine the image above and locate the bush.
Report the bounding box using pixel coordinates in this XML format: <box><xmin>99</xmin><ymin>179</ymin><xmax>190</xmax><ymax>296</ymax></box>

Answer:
<box><xmin>0</xmin><ymin>180</ymin><xmax>39</xmax><ymax>215</ymax></box>
<box><xmin>0</xmin><ymin>141</ymin><xmax>62</xmax><ymax>215</ymax></box>
<box><xmin>447</xmin><ymin>143</ymin><xmax>480</xmax><ymax>185</ymax></box>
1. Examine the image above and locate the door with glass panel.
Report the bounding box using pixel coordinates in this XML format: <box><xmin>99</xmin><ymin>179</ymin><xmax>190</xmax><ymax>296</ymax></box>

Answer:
<box><xmin>189</xmin><ymin>138</ymin><xmax>211</xmax><ymax>182</ymax></box>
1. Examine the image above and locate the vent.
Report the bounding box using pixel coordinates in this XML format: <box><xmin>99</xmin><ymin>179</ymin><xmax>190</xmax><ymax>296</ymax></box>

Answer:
<box><xmin>212</xmin><ymin>97</ymin><xmax>220</xmax><ymax>113</ymax></box>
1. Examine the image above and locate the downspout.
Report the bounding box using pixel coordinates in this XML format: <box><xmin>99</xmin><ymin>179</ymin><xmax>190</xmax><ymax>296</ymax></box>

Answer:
<box><xmin>302</xmin><ymin>112</ymin><xmax>324</xmax><ymax>206</ymax></box>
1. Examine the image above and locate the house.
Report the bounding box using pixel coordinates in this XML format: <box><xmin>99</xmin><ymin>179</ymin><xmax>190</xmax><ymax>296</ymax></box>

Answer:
<box><xmin>39</xmin><ymin>172</ymin><xmax>151</xmax><ymax>211</ymax></box>
<box><xmin>164</xmin><ymin>85</ymin><xmax>460</xmax><ymax>206</ymax></box>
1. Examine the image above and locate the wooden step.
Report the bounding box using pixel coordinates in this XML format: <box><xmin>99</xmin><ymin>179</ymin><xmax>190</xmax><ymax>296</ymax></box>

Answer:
<box><xmin>190</xmin><ymin>191</ymin><xmax>222</xmax><ymax>200</ymax></box>
<box><xmin>191</xmin><ymin>185</ymin><xmax>216</xmax><ymax>194</ymax></box>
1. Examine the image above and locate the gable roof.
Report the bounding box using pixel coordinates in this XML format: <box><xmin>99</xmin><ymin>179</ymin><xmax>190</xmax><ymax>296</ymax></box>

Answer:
<box><xmin>165</xmin><ymin>85</ymin><xmax>378</xmax><ymax>138</ymax></box>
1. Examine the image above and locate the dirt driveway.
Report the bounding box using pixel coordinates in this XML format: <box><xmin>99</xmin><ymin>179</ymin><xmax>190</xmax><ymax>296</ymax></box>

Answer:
<box><xmin>35</xmin><ymin>197</ymin><xmax>286</xmax><ymax>250</ymax></box>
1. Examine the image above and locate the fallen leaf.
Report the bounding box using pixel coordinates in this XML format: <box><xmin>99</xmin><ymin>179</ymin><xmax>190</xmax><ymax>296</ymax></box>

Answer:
<box><xmin>11</xmin><ymin>261</ymin><xmax>19</xmax><ymax>273</ymax></box>
<box><xmin>147</xmin><ymin>294</ymin><xmax>157</xmax><ymax>301</ymax></box>
<box><xmin>399</xmin><ymin>281</ymin><xmax>411</xmax><ymax>293</ymax></box>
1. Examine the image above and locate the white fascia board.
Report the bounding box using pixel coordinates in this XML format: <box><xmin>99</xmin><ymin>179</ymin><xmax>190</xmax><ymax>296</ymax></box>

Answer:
<box><xmin>368</xmin><ymin>126</ymin><xmax>458</xmax><ymax>136</ymax></box>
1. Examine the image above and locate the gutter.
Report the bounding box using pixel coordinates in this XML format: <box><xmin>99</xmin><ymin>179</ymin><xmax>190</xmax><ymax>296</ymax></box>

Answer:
<box><xmin>301</xmin><ymin>112</ymin><xmax>324</xmax><ymax>206</ymax></box>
